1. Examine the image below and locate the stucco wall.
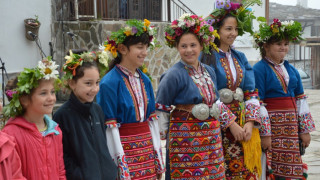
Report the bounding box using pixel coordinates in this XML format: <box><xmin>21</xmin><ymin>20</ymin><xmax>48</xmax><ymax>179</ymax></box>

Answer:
<box><xmin>0</xmin><ymin>0</ymin><xmax>52</xmax><ymax>74</ymax></box>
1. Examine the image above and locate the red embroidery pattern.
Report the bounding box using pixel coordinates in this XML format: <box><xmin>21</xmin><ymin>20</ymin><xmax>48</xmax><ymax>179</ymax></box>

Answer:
<box><xmin>220</xmin><ymin>57</ymin><xmax>243</xmax><ymax>90</ymax></box>
<box><xmin>267</xmin><ymin>64</ymin><xmax>288</xmax><ymax>94</ymax></box>
<box><xmin>122</xmin><ymin>76</ymin><xmax>148</xmax><ymax>122</ymax></box>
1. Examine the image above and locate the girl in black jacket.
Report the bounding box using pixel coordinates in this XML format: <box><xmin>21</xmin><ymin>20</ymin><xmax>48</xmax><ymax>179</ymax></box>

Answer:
<box><xmin>54</xmin><ymin>50</ymin><xmax>117</xmax><ymax>180</ymax></box>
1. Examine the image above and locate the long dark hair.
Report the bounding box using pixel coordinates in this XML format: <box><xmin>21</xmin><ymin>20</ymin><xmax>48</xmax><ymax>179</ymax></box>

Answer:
<box><xmin>73</xmin><ymin>61</ymin><xmax>98</xmax><ymax>82</ymax></box>
<box><xmin>200</xmin><ymin>47</ymin><xmax>217</xmax><ymax>69</ymax></box>
<box><xmin>108</xmin><ymin>32</ymin><xmax>151</xmax><ymax>72</ymax></box>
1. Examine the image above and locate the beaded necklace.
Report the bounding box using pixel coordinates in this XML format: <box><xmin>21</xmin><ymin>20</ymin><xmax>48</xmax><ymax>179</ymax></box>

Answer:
<box><xmin>185</xmin><ymin>64</ymin><xmax>216</xmax><ymax>106</ymax></box>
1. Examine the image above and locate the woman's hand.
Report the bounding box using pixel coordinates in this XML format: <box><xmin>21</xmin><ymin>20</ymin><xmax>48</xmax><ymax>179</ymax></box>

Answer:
<box><xmin>157</xmin><ymin>173</ymin><xmax>162</xmax><ymax>180</ymax></box>
<box><xmin>229</xmin><ymin>122</ymin><xmax>245</xmax><ymax>141</ymax></box>
<box><xmin>261</xmin><ymin>136</ymin><xmax>272</xmax><ymax>152</ymax></box>
<box><xmin>243</xmin><ymin>121</ymin><xmax>254</xmax><ymax>141</ymax></box>
<box><xmin>299</xmin><ymin>133</ymin><xmax>311</xmax><ymax>148</ymax></box>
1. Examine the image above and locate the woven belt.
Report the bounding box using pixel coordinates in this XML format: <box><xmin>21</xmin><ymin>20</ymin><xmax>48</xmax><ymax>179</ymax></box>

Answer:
<box><xmin>175</xmin><ymin>103</ymin><xmax>219</xmax><ymax>121</ymax></box>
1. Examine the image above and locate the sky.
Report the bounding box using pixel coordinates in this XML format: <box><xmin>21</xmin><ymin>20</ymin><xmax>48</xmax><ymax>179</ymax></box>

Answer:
<box><xmin>269</xmin><ymin>0</ymin><xmax>320</xmax><ymax>9</ymax></box>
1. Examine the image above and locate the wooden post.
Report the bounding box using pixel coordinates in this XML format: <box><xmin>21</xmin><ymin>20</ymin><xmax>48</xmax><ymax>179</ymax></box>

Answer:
<box><xmin>75</xmin><ymin>0</ymin><xmax>79</xmax><ymax>20</ymax></box>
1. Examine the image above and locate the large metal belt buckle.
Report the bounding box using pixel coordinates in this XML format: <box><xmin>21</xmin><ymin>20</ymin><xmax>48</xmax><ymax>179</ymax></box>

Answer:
<box><xmin>234</xmin><ymin>88</ymin><xmax>244</xmax><ymax>102</ymax></box>
<box><xmin>191</xmin><ymin>103</ymin><xmax>209</xmax><ymax>120</ymax></box>
<box><xmin>219</xmin><ymin>88</ymin><xmax>233</xmax><ymax>104</ymax></box>
<box><xmin>219</xmin><ymin>88</ymin><xmax>244</xmax><ymax>103</ymax></box>
<box><xmin>209</xmin><ymin>103</ymin><xmax>219</xmax><ymax>119</ymax></box>
<box><xmin>191</xmin><ymin>103</ymin><xmax>220</xmax><ymax>120</ymax></box>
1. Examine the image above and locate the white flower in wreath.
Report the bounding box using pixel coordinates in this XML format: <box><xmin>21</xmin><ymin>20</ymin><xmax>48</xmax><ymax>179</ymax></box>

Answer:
<box><xmin>64</xmin><ymin>50</ymin><xmax>74</xmax><ymax>64</ymax></box>
<box><xmin>178</xmin><ymin>13</ymin><xmax>191</xmax><ymax>26</ymax></box>
<box><xmin>38</xmin><ymin>60</ymin><xmax>59</xmax><ymax>80</ymax></box>
<box><xmin>98</xmin><ymin>44</ymin><xmax>105</xmax><ymax>51</ymax></box>
<box><xmin>149</xmin><ymin>26</ymin><xmax>155</xmax><ymax>36</ymax></box>
<box><xmin>179</xmin><ymin>13</ymin><xmax>190</xmax><ymax>22</ymax></box>
<box><xmin>98</xmin><ymin>51</ymin><xmax>111</xmax><ymax>67</ymax></box>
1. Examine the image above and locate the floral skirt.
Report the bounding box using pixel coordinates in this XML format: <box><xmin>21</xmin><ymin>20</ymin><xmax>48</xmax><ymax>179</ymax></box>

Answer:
<box><xmin>223</xmin><ymin>101</ymin><xmax>259</xmax><ymax>180</ymax></box>
<box><xmin>119</xmin><ymin>121</ymin><xmax>157</xmax><ymax>180</ymax></box>
<box><xmin>168</xmin><ymin>107</ymin><xmax>225</xmax><ymax>180</ymax></box>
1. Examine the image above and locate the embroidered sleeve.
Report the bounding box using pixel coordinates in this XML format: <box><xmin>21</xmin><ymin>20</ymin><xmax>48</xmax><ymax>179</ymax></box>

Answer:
<box><xmin>148</xmin><ymin>117</ymin><xmax>166</xmax><ymax>174</ymax></box>
<box><xmin>244</xmin><ymin>89</ymin><xmax>261</xmax><ymax>126</ymax></box>
<box><xmin>295</xmin><ymin>94</ymin><xmax>316</xmax><ymax>134</ymax></box>
<box><xmin>259</xmin><ymin>105</ymin><xmax>271</xmax><ymax>136</ymax></box>
<box><xmin>216</xmin><ymin>100</ymin><xmax>236</xmax><ymax>130</ymax></box>
<box><xmin>155</xmin><ymin>110</ymin><xmax>170</xmax><ymax>140</ymax></box>
<box><xmin>156</xmin><ymin>103</ymin><xmax>172</xmax><ymax>113</ymax></box>
<box><xmin>105</xmin><ymin>120</ymin><xmax>131</xmax><ymax>179</ymax></box>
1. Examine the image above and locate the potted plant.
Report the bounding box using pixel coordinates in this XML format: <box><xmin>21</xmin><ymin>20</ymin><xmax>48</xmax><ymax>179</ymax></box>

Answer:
<box><xmin>24</xmin><ymin>15</ymin><xmax>41</xmax><ymax>41</ymax></box>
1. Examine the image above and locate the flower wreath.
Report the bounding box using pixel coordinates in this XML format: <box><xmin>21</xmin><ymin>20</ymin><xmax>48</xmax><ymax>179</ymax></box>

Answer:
<box><xmin>62</xmin><ymin>50</ymin><xmax>110</xmax><ymax>84</ymax></box>
<box><xmin>206</xmin><ymin>0</ymin><xmax>262</xmax><ymax>36</ymax></box>
<box><xmin>104</xmin><ymin>19</ymin><xmax>158</xmax><ymax>61</ymax></box>
<box><xmin>165</xmin><ymin>13</ymin><xmax>220</xmax><ymax>54</ymax></box>
<box><xmin>3</xmin><ymin>57</ymin><xmax>61</xmax><ymax>118</ymax></box>
<box><xmin>103</xmin><ymin>19</ymin><xmax>156</xmax><ymax>81</ymax></box>
<box><xmin>254</xmin><ymin>17</ymin><xmax>304</xmax><ymax>48</ymax></box>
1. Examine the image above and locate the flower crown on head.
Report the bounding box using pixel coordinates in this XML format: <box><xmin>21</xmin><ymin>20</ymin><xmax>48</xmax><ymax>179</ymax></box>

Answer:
<box><xmin>3</xmin><ymin>57</ymin><xmax>61</xmax><ymax>118</ymax></box>
<box><xmin>62</xmin><ymin>50</ymin><xmax>110</xmax><ymax>84</ymax></box>
<box><xmin>103</xmin><ymin>19</ymin><xmax>158</xmax><ymax>61</ymax></box>
<box><xmin>206</xmin><ymin>0</ymin><xmax>262</xmax><ymax>36</ymax></box>
<box><xmin>165</xmin><ymin>14</ymin><xmax>220</xmax><ymax>54</ymax></box>
<box><xmin>254</xmin><ymin>17</ymin><xmax>304</xmax><ymax>48</ymax></box>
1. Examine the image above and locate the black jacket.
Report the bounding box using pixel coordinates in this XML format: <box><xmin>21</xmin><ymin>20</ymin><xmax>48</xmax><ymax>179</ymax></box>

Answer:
<box><xmin>53</xmin><ymin>92</ymin><xmax>117</xmax><ymax>180</ymax></box>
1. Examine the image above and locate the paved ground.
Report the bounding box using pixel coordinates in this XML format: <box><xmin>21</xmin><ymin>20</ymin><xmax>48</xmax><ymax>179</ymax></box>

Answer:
<box><xmin>302</xmin><ymin>89</ymin><xmax>320</xmax><ymax>180</ymax></box>
<box><xmin>161</xmin><ymin>89</ymin><xmax>320</xmax><ymax>180</ymax></box>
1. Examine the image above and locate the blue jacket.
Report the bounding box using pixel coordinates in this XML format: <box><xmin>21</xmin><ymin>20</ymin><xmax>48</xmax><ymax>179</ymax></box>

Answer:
<box><xmin>156</xmin><ymin>61</ymin><xmax>218</xmax><ymax>106</ymax></box>
<box><xmin>97</xmin><ymin>66</ymin><xmax>156</xmax><ymax>123</ymax></box>
<box><xmin>200</xmin><ymin>49</ymin><xmax>255</xmax><ymax>91</ymax></box>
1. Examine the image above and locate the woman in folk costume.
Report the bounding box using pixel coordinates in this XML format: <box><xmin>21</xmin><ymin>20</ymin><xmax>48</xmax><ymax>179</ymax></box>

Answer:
<box><xmin>156</xmin><ymin>13</ymin><xmax>240</xmax><ymax>180</ymax></box>
<box><xmin>253</xmin><ymin>18</ymin><xmax>316</xmax><ymax>179</ymax></box>
<box><xmin>200</xmin><ymin>0</ymin><xmax>263</xmax><ymax>179</ymax></box>
<box><xmin>96</xmin><ymin>19</ymin><xmax>165</xmax><ymax>180</ymax></box>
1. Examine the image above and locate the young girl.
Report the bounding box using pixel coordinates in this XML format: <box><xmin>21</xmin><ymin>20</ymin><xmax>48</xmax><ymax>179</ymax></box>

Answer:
<box><xmin>97</xmin><ymin>19</ymin><xmax>165</xmax><ymax>179</ymax></box>
<box><xmin>2</xmin><ymin>57</ymin><xmax>66</xmax><ymax>180</ymax></box>
<box><xmin>156</xmin><ymin>14</ymin><xmax>239</xmax><ymax>180</ymax></box>
<box><xmin>254</xmin><ymin>18</ymin><xmax>315</xmax><ymax>179</ymax></box>
<box><xmin>201</xmin><ymin>0</ymin><xmax>262</xmax><ymax>179</ymax></box>
<box><xmin>53</xmin><ymin>50</ymin><xmax>117</xmax><ymax>179</ymax></box>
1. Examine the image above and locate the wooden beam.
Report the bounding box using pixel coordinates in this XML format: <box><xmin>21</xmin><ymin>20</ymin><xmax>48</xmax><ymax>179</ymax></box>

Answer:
<box><xmin>265</xmin><ymin>0</ymin><xmax>269</xmax><ymax>24</ymax></box>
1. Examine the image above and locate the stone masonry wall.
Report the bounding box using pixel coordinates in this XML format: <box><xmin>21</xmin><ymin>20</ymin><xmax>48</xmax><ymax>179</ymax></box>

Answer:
<box><xmin>51</xmin><ymin>21</ymin><xmax>181</xmax><ymax>100</ymax></box>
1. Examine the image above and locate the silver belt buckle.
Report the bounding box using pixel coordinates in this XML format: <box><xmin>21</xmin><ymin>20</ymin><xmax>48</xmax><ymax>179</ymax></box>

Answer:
<box><xmin>219</xmin><ymin>88</ymin><xmax>233</xmax><ymax>104</ymax></box>
<box><xmin>191</xmin><ymin>103</ymin><xmax>209</xmax><ymax>120</ymax></box>
<box><xmin>192</xmin><ymin>103</ymin><xmax>220</xmax><ymax>120</ymax></box>
<box><xmin>219</xmin><ymin>88</ymin><xmax>244</xmax><ymax>103</ymax></box>
<box><xmin>234</xmin><ymin>88</ymin><xmax>244</xmax><ymax>102</ymax></box>
<box><xmin>210</xmin><ymin>103</ymin><xmax>219</xmax><ymax>119</ymax></box>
